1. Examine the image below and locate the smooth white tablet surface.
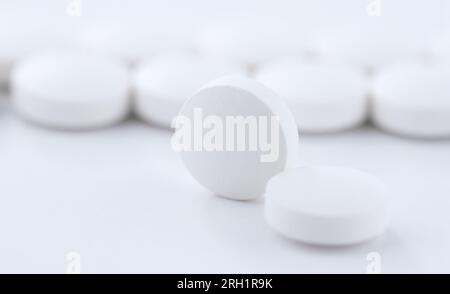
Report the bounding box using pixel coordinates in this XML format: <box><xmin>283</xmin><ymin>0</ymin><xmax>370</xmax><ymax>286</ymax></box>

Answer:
<box><xmin>11</xmin><ymin>50</ymin><xmax>130</xmax><ymax>129</ymax></box>
<box><xmin>265</xmin><ymin>166</ymin><xmax>390</xmax><ymax>246</ymax></box>
<box><xmin>80</xmin><ymin>20</ymin><xmax>188</xmax><ymax>64</ymax></box>
<box><xmin>176</xmin><ymin>76</ymin><xmax>299</xmax><ymax>200</ymax></box>
<box><xmin>133</xmin><ymin>55</ymin><xmax>245</xmax><ymax>128</ymax></box>
<box><xmin>195</xmin><ymin>17</ymin><xmax>306</xmax><ymax>68</ymax></box>
<box><xmin>256</xmin><ymin>60</ymin><xmax>369</xmax><ymax>133</ymax></box>
<box><xmin>372</xmin><ymin>64</ymin><xmax>450</xmax><ymax>139</ymax></box>
<box><xmin>314</xmin><ymin>25</ymin><xmax>422</xmax><ymax>72</ymax></box>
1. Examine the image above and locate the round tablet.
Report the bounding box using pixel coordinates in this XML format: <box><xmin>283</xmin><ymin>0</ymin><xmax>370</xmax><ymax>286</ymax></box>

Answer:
<box><xmin>314</xmin><ymin>25</ymin><xmax>422</xmax><ymax>72</ymax></box>
<box><xmin>195</xmin><ymin>17</ymin><xmax>306</xmax><ymax>68</ymax></box>
<box><xmin>11</xmin><ymin>50</ymin><xmax>130</xmax><ymax>129</ymax></box>
<box><xmin>265</xmin><ymin>166</ymin><xmax>390</xmax><ymax>246</ymax></box>
<box><xmin>256</xmin><ymin>59</ymin><xmax>369</xmax><ymax>133</ymax></box>
<box><xmin>175</xmin><ymin>76</ymin><xmax>299</xmax><ymax>200</ymax></box>
<box><xmin>133</xmin><ymin>55</ymin><xmax>245</xmax><ymax>128</ymax></box>
<box><xmin>372</xmin><ymin>64</ymin><xmax>450</xmax><ymax>139</ymax></box>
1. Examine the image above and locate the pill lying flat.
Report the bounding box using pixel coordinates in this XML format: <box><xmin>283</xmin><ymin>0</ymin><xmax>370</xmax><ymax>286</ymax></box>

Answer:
<box><xmin>133</xmin><ymin>55</ymin><xmax>245</xmax><ymax>128</ymax></box>
<box><xmin>174</xmin><ymin>76</ymin><xmax>299</xmax><ymax>200</ymax></box>
<box><xmin>256</xmin><ymin>59</ymin><xmax>369</xmax><ymax>133</ymax></box>
<box><xmin>265</xmin><ymin>166</ymin><xmax>390</xmax><ymax>246</ymax></box>
<box><xmin>11</xmin><ymin>50</ymin><xmax>130</xmax><ymax>129</ymax></box>
<box><xmin>372</xmin><ymin>63</ymin><xmax>450</xmax><ymax>139</ymax></box>
<box><xmin>195</xmin><ymin>17</ymin><xmax>306</xmax><ymax>68</ymax></box>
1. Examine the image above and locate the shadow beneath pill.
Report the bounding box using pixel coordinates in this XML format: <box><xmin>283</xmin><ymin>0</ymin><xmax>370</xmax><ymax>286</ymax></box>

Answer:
<box><xmin>363</xmin><ymin>118</ymin><xmax>450</xmax><ymax>143</ymax></box>
<box><xmin>128</xmin><ymin>109</ymin><xmax>175</xmax><ymax>133</ymax></box>
<box><xmin>372</xmin><ymin>126</ymin><xmax>450</xmax><ymax>143</ymax></box>
<box><xmin>140</xmin><ymin>120</ymin><xmax>174</xmax><ymax>133</ymax></box>
<box><xmin>272</xmin><ymin>228</ymin><xmax>402</xmax><ymax>254</ymax></box>
<box><xmin>0</xmin><ymin>95</ymin><xmax>8</xmax><ymax>111</ymax></box>
<box><xmin>299</xmin><ymin>122</ymin><xmax>374</xmax><ymax>138</ymax></box>
<box><xmin>12</xmin><ymin>114</ymin><xmax>136</xmax><ymax>134</ymax></box>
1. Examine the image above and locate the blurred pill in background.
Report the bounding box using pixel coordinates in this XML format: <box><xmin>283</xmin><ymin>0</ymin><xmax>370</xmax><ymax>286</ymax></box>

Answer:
<box><xmin>79</xmin><ymin>18</ymin><xmax>193</xmax><ymax>65</ymax></box>
<box><xmin>313</xmin><ymin>24</ymin><xmax>424</xmax><ymax>74</ymax></box>
<box><xmin>256</xmin><ymin>58</ymin><xmax>369</xmax><ymax>133</ymax></box>
<box><xmin>0</xmin><ymin>12</ymin><xmax>75</xmax><ymax>90</ymax></box>
<box><xmin>11</xmin><ymin>50</ymin><xmax>130</xmax><ymax>130</ymax></box>
<box><xmin>372</xmin><ymin>62</ymin><xmax>450</xmax><ymax>139</ymax></box>
<box><xmin>132</xmin><ymin>54</ymin><xmax>246</xmax><ymax>128</ymax></box>
<box><xmin>194</xmin><ymin>16</ymin><xmax>309</xmax><ymax>70</ymax></box>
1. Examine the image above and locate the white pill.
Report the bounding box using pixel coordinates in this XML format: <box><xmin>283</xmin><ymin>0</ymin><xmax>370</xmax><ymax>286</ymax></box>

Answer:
<box><xmin>372</xmin><ymin>64</ymin><xmax>450</xmax><ymax>139</ymax></box>
<box><xmin>175</xmin><ymin>76</ymin><xmax>299</xmax><ymax>200</ymax></box>
<box><xmin>315</xmin><ymin>25</ymin><xmax>422</xmax><ymax>72</ymax></box>
<box><xmin>0</xmin><ymin>13</ymin><xmax>75</xmax><ymax>87</ymax></box>
<box><xmin>265</xmin><ymin>166</ymin><xmax>390</xmax><ymax>246</ymax></box>
<box><xmin>133</xmin><ymin>55</ymin><xmax>245</xmax><ymax>128</ymax></box>
<box><xmin>195</xmin><ymin>17</ymin><xmax>306</xmax><ymax>68</ymax></box>
<box><xmin>256</xmin><ymin>59</ymin><xmax>369</xmax><ymax>133</ymax></box>
<box><xmin>11</xmin><ymin>50</ymin><xmax>130</xmax><ymax>129</ymax></box>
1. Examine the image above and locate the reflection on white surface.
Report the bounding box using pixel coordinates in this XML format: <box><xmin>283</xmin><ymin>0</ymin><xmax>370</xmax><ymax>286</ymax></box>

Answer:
<box><xmin>1</xmin><ymin>98</ymin><xmax>450</xmax><ymax>273</ymax></box>
<box><xmin>1</xmin><ymin>0</ymin><xmax>450</xmax><ymax>273</ymax></box>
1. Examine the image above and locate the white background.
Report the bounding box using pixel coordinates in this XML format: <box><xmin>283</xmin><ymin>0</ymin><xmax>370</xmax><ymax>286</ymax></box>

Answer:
<box><xmin>1</xmin><ymin>0</ymin><xmax>450</xmax><ymax>273</ymax></box>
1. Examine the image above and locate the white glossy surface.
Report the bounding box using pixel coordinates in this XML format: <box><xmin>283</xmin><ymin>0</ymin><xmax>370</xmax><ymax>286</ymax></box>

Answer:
<box><xmin>1</xmin><ymin>94</ymin><xmax>450</xmax><ymax>273</ymax></box>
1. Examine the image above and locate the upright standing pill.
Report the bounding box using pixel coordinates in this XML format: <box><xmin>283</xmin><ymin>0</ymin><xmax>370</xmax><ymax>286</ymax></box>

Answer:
<box><xmin>174</xmin><ymin>76</ymin><xmax>299</xmax><ymax>200</ymax></box>
<box><xmin>11</xmin><ymin>50</ymin><xmax>130</xmax><ymax>129</ymax></box>
<box><xmin>265</xmin><ymin>166</ymin><xmax>390</xmax><ymax>246</ymax></box>
<box><xmin>372</xmin><ymin>63</ymin><xmax>450</xmax><ymax>139</ymax></box>
<box><xmin>133</xmin><ymin>55</ymin><xmax>245</xmax><ymax>128</ymax></box>
<box><xmin>256</xmin><ymin>59</ymin><xmax>369</xmax><ymax>133</ymax></box>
